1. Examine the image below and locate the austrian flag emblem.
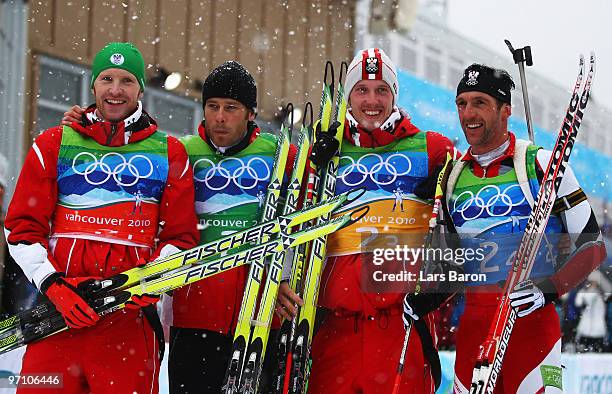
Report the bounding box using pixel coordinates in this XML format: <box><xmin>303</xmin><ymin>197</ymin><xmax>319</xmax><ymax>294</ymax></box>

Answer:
<box><xmin>110</xmin><ymin>53</ymin><xmax>125</xmax><ymax>65</ymax></box>
<box><xmin>466</xmin><ymin>70</ymin><xmax>479</xmax><ymax>86</ymax></box>
<box><xmin>365</xmin><ymin>56</ymin><xmax>379</xmax><ymax>74</ymax></box>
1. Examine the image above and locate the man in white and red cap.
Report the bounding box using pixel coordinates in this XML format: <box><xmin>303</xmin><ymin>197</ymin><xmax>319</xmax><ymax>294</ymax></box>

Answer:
<box><xmin>277</xmin><ymin>48</ymin><xmax>459</xmax><ymax>393</ymax></box>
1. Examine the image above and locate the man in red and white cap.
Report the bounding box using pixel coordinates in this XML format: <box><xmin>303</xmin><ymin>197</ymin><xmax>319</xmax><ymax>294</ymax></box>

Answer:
<box><xmin>277</xmin><ymin>48</ymin><xmax>458</xmax><ymax>393</ymax></box>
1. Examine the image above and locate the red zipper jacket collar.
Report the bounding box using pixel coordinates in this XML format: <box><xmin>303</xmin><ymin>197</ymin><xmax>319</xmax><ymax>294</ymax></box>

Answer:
<box><xmin>461</xmin><ymin>132</ymin><xmax>516</xmax><ymax>177</ymax></box>
<box><xmin>69</xmin><ymin>104</ymin><xmax>158</xmax><ymax>147</ymax></box>
<box><xmin>343</xmin><ymin>110</ymin><xmax>421</xmax><ymax>148</ymax></box>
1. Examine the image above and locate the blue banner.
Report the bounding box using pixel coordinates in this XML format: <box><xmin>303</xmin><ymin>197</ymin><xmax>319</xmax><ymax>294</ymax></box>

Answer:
<box><xmin>397</xmin><ymin>70</ymin><xmax>612</xmax><ymax>202</ymax></box>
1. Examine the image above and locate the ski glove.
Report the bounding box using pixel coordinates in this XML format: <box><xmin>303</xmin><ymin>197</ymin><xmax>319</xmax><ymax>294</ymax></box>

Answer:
<box><xmin>124</xmin><ymin>257</ymin><xmax>161</xmax><ymax>310</ymax></box>
<box><xmin>402</xmin><ymin>292</ymin><xmax>437</xmax><ymax>329</ymax></box>
<box><xmin>310</xmin><ymin>120</ymin><xmax>341</xmax><ymax>166</ymax></box>
<box><xmin>403</xmin><ymin>290</ymin><xmax>457</xmax><ymax>329</ymax></box>
<box><xmin>125</xmin><ymin>294</ymin><xmax>160</xmax><ymax>310</ymax></box>
<box><xmin>402</xmin><ymin>294</ymin><xmax>420</xmax><ymax>328</ymax></box>
<box><xmin>509</xmin><ymin>279</ymin><xmax>558</xmax><ymax>318</ymax></box>
<box><xmin>41</xmin><ymin>274</ymin><xmax>100</xmax><ymax>329</ymax></box>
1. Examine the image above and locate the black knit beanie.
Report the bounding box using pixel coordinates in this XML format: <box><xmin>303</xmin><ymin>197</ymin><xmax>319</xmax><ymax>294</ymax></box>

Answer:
<box><xmin>457</xmin><ymin>63</ymin><xmax>515</xmax><ymax>105</ymax></box>
<box><xmin>202</xmin><ymin>61</ymin><xmax>257</xmax><ymax>112</ymax></box>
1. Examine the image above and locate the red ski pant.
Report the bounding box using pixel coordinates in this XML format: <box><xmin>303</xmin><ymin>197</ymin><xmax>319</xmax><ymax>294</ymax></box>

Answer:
<box><xmin>454</xmin><ymin>294</ymin><xmax>562</xmax><ymax>394</ymax></box>
<box><xmin>17</xmin><ymin>310</ymin><xmax>160</xmax><ymax>394</ymax></box>
<box><xmin>308</xmin><ymin>309</ymin><xmax>435</xmax><ymax>394</ymax></box>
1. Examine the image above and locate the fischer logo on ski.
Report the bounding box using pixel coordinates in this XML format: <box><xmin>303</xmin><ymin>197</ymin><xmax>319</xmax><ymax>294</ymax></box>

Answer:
<box><xmin>0</xmin><ymin>196</ymin><xmax>359</xmax><ymax>356</ymax></box>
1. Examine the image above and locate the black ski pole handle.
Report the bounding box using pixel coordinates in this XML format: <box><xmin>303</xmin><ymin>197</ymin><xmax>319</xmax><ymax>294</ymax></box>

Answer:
<box><xmin>504</xmin><ymin>38</ymin><xmax>535</xmax><ymax>142</ymax></box>
<box><xmin>504</xmin><ymin>39</ymin><xmax>533</xmax><ymax>66</ymax></box>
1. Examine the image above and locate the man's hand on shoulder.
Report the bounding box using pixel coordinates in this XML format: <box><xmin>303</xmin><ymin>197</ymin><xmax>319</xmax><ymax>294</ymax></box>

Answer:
<box><xmin>61</xmin><ymin>105</ymin><xmax>85</xmax><ymax>126</ymax></box>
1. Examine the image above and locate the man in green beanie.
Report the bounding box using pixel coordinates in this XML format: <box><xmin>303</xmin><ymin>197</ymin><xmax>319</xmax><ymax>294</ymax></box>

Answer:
<box><xmin>5</xmin><ymin>42</ymin><xmax>198</xmax><ymax>393</ymax></box>
<box><xmin>89</xmin><ymin>42</ymin><xmax>146</xmax><ymax>123</ymax></box>
<box><xmin>62</xmin><ymin>59</ymin><xmax>293</xmax><ymax>393</ymax></box>
<box><xmin>91</xmin><ymin>42</ymin><xmax>147</xmax><ymax>90</ymax></box>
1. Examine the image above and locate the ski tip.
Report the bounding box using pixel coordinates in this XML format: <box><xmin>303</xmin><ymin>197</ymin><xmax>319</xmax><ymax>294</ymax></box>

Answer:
<box><xmin>302</xmin><ymin>102</ymin><xmax>314</xmax><ymax>128</ymax></box>
<box><xmin>281</xmin><ymin>103</ymin><xmax>295</xmax><ymax>138</ymax></box>
<box><xmin>346</xmin><ymin>187</ymin><xmax>367</xmax><ymax>204</ymax></box>
<box><xmin>284</xmin><ymin>102</ymin><xmax>294</xmax><ymax>127</ymax></box>
<box><xmin>74</xmin><ymin>276</ymin><xmax>106</xmax><ymax>293</ymax></box>
<box><xmin>338</xmin><ymin>61</ymin><xmax>349</xmax><ymax>85</ymax></box>
<box><xmin>324</xmin><ymin>61</ymin><xmax>334</xmax><ymax>87</ymax></box>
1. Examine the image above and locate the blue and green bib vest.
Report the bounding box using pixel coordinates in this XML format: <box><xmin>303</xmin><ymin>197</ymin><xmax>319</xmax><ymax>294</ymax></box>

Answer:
<box><xmin>181</xmin><ymin>132</ymin><xmax>277</xmax><ymax>242</ymax></box>
<box><xmin>328</xmin><ymin>132</ymin><xmax>432</xmax><ymax>255</ymax></box>
<box><xmin>54</xmin><ymin>126</ymin><xmax>169</xmax><ymax>247</ymax></box>
<box><xmin>447</xmin><ymin>144</ymin><xmax>563</xmax><ymax>286</ymax></box>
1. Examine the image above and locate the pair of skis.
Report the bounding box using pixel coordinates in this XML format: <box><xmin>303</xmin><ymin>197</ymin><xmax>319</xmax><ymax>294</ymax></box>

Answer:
<box><xmin>221</xmin><ymin>100</ymin><xmax>315</xmax><ymax>392</ymax></box>
<box><xmin>221</xmin><ymin>102</ymin><xmax>298</xmax><ymax>394</ymax></box>
<box><xmin>272</xmin><ymin>61</ymin><xmax>348</xmax><ymax>394</ymax></box>
<box><xmin>221</xmin><ymin>60</ymin><xmax>348</xmax><ymax>394</ymax></box>
<box><xmin>470</xmin><ymin>54</ymin><xmax>595</xmax><ymax>394</ymax></box>
<box><xmin>0</xmin><ymin>185</ymin><xmax>363</xmax><ymax>356</ymax></box>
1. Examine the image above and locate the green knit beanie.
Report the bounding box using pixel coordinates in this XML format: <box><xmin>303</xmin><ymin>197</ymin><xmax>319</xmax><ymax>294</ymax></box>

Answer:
<box><xmin>91</xmin><ymin>42</ymin><xmax>146</xmax><ymax>90</ymax></box>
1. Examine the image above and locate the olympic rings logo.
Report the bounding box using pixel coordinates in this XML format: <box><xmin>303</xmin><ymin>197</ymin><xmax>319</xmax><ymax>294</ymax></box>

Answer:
<box><xmin>338</xmin><ymin>153</ymin><xmax>412</xmax><ymax>187</ymax></box>
<box><xmin>452</xmin><ymin>184</ymin><xmax>526</xmax><ymax>221</ymax></box>
<box><xmin>72</xmin><ymin>152</ymin><xmax>154</xmax><ymax>187</ymax></box>
<box><xmin>193</xmin><ymin>157</ymin><xmax>271</xmax><ymax>191</ymax></box>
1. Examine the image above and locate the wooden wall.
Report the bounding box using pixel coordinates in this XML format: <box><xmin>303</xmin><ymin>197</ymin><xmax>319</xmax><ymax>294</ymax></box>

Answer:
<box><xmin>28</xmin><ymin>0</ymin><xmax>355</xmax><ymax>120</ymax></box>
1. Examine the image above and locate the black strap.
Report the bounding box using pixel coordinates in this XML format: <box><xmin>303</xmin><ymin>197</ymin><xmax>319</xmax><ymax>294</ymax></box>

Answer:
<box><xmin>143</xmin><ymin>305</ymin><xmax>166</xmax><ymax>362</ymax></box>
<box><xmin>314</xmin><ymin>307</ymin><xmax>330</xmax><ymax>337</ymax></box>
<box><xmin>552</xmin><ymin>188</ymin><xmax>587</xmax><ymax>215</ymax></box>
<box><xmin>320</xmin><ymin>307</ymin><xmax>441</xmax><ymax>389</ymax></box>
<box><xmin>414</xmin><ymin>319</ymin><xmax>442</xmax><ymax>390</ymax></box>
<box><xmin>39</xmin><ymin>272</ymin><xmax>65</xmax><ymax>294</ymax></box>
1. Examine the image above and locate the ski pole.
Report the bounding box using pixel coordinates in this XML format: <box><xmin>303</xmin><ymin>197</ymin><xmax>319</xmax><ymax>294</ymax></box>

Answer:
<box><xmin>391</xmin><ymin>322</ymin><xmax>412</xmax><ymax>394</ymax></box>
<box><xmin>504</xmin><ymin>39</ymin><xmax>535</xmax><ymax>143</ymax></box>
<box><xmin>391</xmin><ymin>153</ymin><xmax>452</xmax><ymax>393</ymax></box>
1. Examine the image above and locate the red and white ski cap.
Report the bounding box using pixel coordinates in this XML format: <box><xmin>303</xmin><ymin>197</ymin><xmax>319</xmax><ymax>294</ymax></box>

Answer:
<box><xmin>345</xmin><ymin>48</ymin><xmax>399</xmax><ymax>104</ymax></box>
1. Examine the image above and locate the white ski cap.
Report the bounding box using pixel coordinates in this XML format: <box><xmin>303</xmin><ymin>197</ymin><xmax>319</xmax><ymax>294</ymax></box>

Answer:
<box><xmin>345</xmin><ymin>48</ymin><xmax>399</xmax><ymax>104</ymax></box>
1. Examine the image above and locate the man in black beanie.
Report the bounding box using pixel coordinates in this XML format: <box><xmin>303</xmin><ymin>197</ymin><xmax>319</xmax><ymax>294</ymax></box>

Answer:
<box><xmin>198</xmin><ymin>60</ymin><xmax>258</xmax><ymax>148</ymax></box>
<box><xmin>402</xmin><ymin>63</ymin><xmax>606</xmax><ymax>393</ymax></box>
<box><xmin>169</xmin><ymin>60</ymin><xmax>296</xmax><ymax>393</ymax></box>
